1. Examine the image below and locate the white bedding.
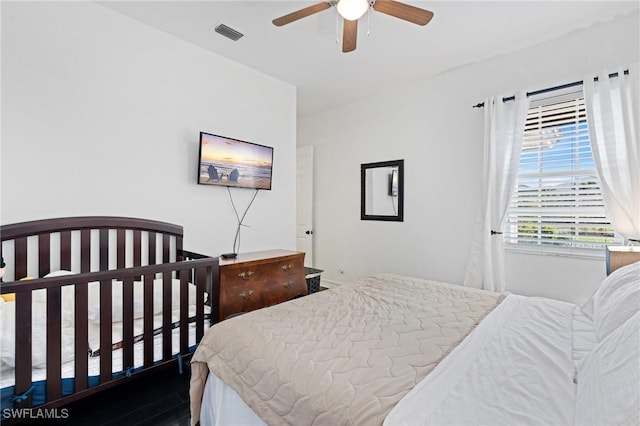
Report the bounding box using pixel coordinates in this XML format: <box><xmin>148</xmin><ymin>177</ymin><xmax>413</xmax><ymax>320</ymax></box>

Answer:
<box><xmin>197</xmin><ymin>264</ymin><xmax>639</xmax><ymax>426</ymax></box>
<box><xmin>192</xmin><ymin>274</ymin><xmax>504</xmax><ymax>426</ymax></box>
<box><xmin>0</xmin><ymin>272</ymin><xmax>210</xmax><ymax>389</ymax></box>
<box><xmin>385</xmin><ymin>294</ymin><xmax>578</xmax><ymax>425</ymax></box>
<box><xmin>571</xmin><ymin>304</ymin><xmax>597</xmax><ymax>365</ymax></box>
<box><xmin>0</xmin><ymin>311</ymin><xmax>210</xmax><ymax>389</ymax></box>
<box><xmin>384</xmin><ymin>264</ymin><xmax>639</xmax><ymax>426</ymax></box>
<box><xmin>198</xmin><ymin>294</ymin><xmax>588</xmax><ymax>426</ymax></box>
<box><xmin>0</xmin><ymin>276</ymin><xmax>204</xmax><ymax>368</ymax></box>
<box><xmin>201</xmin><ymin>371</ymin><xmax>265</xmax><ymax>426</ymax></box>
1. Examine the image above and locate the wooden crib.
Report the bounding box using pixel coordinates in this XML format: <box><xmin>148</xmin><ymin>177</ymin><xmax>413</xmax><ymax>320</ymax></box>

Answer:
<box><xmin>0</xmin><ymin>216</ymin><xmax>219</xmax><ymax>414</ymax></box>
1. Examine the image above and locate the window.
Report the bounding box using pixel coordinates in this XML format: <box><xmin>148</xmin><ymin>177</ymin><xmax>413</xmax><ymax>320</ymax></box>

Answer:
<box><xmin>504</xmin><ymin>93</ymin><xmax>623</xmax><ymax>253</ymax></box>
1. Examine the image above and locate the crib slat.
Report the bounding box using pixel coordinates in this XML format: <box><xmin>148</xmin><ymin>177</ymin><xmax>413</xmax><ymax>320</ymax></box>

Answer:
<box><xmin>117</xmin><ymin>229</ymin><xmax>125</xmax><ymax>270</ymax></box>
<box><xmin>148</xmin><ymin>232</ymin><xmax>156</xmax><ymax>265</ymax></box>
<box><xmin>14</xmin><ymin>291</ymin><xmax>33</xmax><ymax>408</ymax></box>
<box><xmin>60</xmin><ymin>231</ymin><xmax>72</xmax><ymax>271</ymax></box>
<box><xmin>80</xmin><ymin>230</ymin><xmax>91</xmax><ymax>273</ymax></box>
<box><xmin>195</xmin><ymin>267</ymin><xmax>206</xmax><ymax>341</ymax></box>
<box><xmin>99</xmin><ymin>229</ymin><xmax>108</xmax><ymax>272</ymax></box>
<box><xmin>122</xmin><ymin>277</ymin><xmax>134</xmax><ymax>371</ymax></box>
<box><xmin>74</xmin><ymin>282</ymin><xmax>89</xmax><ymax>392</ymax></box>
<box><xmin>39</xmin><ymin>233</ymin><xmax>51</xmax><ymax>277</ymax></box>
<box><xmin>46</xmin><ymin>287</ymin><xmax>62</xmax><ymax>402</ymax></box>
<box><xmin>162</xmin><ymin>272</ymin><xmax>172</xmax><ymax>361</ymax></box>
<box><xmin>99</xmin><ymin>228</ymin><xmax>112</xmax><ymax>382</ymax></box>
<box><xmin>180</xmin><ymin>273</ymin><xmax>188</xmax><ymax>354</ymax></box>
<box><xmin>143</xmin><ymin>274</ymin><xmax>154</xmax><ymax>368</ymax></box>
<box><xmin>176</xmin><ymin>235</ymin><xmax>183</xmax><ymax>261</ymax></box>
<box><xmin>162</xmin><ymin>234</ymin><xmax>170</xmax><ymax>264</ymax></box>
<box><xmin>209</xmin><ymin>264</ymin><xmax>220</xmax><ymax>326</ymax></box>
<box><xmin>99</xmin><ymin>279</ymin><xmax>113</xmax><ymax>383</ymax></box>
<box><xmin>133</xmin><ymin>230</ymin><xmax>141</xmax><ymax>267</ymax></box>
<box><xmin>15</xmin><ymin>237</ymin><xmax>27</xmax><ymax>280</ymax></box>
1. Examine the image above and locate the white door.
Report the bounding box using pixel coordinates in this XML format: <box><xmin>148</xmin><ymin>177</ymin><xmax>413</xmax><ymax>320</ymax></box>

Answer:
<box><xmin>296</xmin><ymin>146</ymin><xmax>314</xmax><ymax>267</ymax></box>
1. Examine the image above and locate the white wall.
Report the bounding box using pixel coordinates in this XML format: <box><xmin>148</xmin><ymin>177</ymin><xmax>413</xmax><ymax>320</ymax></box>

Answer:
<box><xmin>1</xmin><ymin>2</ymin><xmax>297</xmax><ymax>257</ymax></box>
<box><xmin>299</xmin><ymin>9</ymin><xmax>639</xmax><ymax>304</ymax></box>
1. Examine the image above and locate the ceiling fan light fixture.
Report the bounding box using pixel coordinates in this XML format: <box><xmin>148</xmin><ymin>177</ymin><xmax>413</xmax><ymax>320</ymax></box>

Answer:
<box><xmin>336</xmin><ymin>0</ymin><xmax>369</xmax><ymax>21</ymax></box>
<box><xmin>272</xmin><ymin>0</ymin><xmax>434</xmax><ymax>53</ymax></box>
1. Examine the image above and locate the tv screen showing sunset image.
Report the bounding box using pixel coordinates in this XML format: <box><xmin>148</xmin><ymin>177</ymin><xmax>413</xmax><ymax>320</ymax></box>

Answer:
<box><xmin>198</xmin><ymin>132</ymin><xmax>274</xmax><ymax>190</ymax></box>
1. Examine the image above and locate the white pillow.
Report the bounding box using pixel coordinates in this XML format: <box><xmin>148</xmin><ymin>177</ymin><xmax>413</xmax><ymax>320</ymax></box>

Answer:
<box><xmin>86</xmin><ymin>278</ymin><xmax>202</xmax><ymax>324</ymax></box>
<box><xmin>42</xmin><ymin>269</ymin><xmax>77</xmax><ymax>302</ymax></box>
<box><xmin>43</xmin><ymin>271</ymin><xmax>204</xmax><ymax>323</ymax></box>
<box><xmin>44</xmin><ymin>270</ymin><xmax>76</xmax><ymax>277</ymax></box>
<box><xmin>580</xmin><ymin>261</ymin><xmax>640</xmax><ymax>341</ymax></box>
<box><xmin>0</xmin><ymin>276</ymin><xmax>75</xmax><ymax>368</ymax></box>
<box><xmin>0</xmin><ymin>271</ymin><xmax>205</xmax><ymax>367</ymax></box>
<box><xmin>574</xmin><ymin>312</ymin><xmax>639</xmax><ymax>426</ymax></box>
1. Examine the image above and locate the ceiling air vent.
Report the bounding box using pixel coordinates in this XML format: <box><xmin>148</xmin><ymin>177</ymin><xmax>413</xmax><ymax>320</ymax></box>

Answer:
<box><xmin>214</xmin><ymin>24</ymin><xmax>244</xmax><ymax>41</ymax></box>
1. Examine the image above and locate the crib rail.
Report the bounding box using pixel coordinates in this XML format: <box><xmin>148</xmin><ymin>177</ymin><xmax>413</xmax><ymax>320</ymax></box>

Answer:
<box><xmin>0</xmin><ymin>216</ymin><xmax>219</xmax><ymax>413</ymax></box>
<box><xmin>0</xmin><ymin>216</ymin><xmax>185</xmax><ymax>282</ymax></box>
<box><xmin>1</xmin><ymin>258</ymin><xmax>218</xmax><ymax>410</ymax></box>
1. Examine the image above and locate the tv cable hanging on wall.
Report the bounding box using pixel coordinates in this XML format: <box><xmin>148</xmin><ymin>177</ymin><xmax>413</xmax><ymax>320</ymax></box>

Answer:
<box><xmin>221</xmin><ymin>187</ymin><xmax>260</xmax><ymax>259</ymax></box>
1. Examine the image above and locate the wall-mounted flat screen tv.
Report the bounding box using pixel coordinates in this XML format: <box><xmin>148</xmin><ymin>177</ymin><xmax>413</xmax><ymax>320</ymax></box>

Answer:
<box><xmin>198</xmin><ymin>132</ymin><xmax>274</xmax><ymax>190</ymax></box>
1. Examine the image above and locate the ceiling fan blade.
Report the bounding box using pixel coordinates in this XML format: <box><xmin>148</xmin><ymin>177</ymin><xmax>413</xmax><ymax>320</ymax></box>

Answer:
<box><xmin>372</xmin><ymin>0</ymin><xmax>433</xmax><ymax>26</ymax></box>
<box><xmin>342</xmin><ymin>19</ymin><xmax>358</xmax><ymax>53</ymax></box>
<box><xmin>272</xmin><ymin>2</ymin><xmax>332</xmax><ymax>27</ymax></box>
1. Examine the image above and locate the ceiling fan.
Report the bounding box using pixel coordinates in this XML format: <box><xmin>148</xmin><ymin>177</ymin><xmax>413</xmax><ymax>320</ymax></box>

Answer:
<box><xmin>272</xmin><ymin>0</ymin><xmax>434</xmax><ymax>53</ymax></box>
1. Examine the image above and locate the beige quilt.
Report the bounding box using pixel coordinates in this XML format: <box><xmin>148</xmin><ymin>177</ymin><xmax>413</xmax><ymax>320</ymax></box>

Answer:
<box><xmin>190</xmin><ymin>274</ymin><xmax>504</xmax><ymax>426</ymax></box>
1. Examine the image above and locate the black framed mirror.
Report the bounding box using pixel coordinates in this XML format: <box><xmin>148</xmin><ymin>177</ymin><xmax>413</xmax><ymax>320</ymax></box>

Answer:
<box><xmin>361</xmin><ymin>159</ymin><xmax>404</xmax><ymax>222</ymax></box>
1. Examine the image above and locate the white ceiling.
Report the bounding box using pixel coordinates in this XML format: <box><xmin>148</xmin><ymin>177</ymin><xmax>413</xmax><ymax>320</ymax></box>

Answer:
<box><xmin>98</xmin><ymin>1</ymin><xmax>639</xmax><ymax>117</ymax></box>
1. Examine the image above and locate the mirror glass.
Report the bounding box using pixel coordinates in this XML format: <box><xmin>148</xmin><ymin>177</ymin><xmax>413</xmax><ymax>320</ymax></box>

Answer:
<box><xmin>361</xmin><ymin>160</ymin><xmax>404</xmax><ymax>221</ymax></box>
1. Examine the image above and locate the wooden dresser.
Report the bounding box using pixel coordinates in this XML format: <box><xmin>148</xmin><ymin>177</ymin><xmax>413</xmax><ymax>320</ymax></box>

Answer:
<box><xmin>218</xmin><ymin>249</ymin><xmax>307</xmax><ymax>321</ymax></box>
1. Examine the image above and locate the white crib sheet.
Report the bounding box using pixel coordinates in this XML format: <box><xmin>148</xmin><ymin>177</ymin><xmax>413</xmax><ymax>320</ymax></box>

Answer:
<box><xmin>0</xmin><ymin>313</ymin><xmax>210</xmax><ymax>389</ymax></box>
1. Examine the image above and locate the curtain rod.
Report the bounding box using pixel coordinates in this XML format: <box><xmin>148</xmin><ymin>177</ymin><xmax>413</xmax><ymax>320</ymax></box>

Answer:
<box><xmin>472</xmin><ymin>69</ymin><xmax>630</xmax><ymax>108</ymax></box>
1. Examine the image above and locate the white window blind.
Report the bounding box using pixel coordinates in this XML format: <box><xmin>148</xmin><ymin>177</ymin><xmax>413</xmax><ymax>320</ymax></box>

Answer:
<box><xmin>504</xmin><ymin>95</ymin><xmax>623</xmax><ymax>251</ymax></box>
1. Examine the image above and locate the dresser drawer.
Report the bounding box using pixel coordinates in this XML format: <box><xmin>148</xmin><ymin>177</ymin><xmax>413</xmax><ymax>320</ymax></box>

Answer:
<box><xmin>218</xmin><ymin>250</ymin><xmax>307</xmax><ymax>320</ymax></box>
<box><xmin>219</xmin><ymin>278</ymin><xmax>263</xmax><ymax>317</ymax></box>
<box><xmin>261</xmin><ymin>256</ymin><xmax>306</xmax><ymax>307</ymax></box>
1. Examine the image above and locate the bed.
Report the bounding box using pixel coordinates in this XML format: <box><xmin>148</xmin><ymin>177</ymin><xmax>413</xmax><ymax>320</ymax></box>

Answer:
<box><xmin>190</xmin><ymin>263</ymin><xmax>640</xmax><ymax>426</ymax></box>
<box><xmin>0</xmin><ymin>216</ymin><xmax>219</xmax><ymax>414</ymax></box>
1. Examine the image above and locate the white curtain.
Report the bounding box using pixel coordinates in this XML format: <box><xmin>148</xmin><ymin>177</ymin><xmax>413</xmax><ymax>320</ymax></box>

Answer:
<box><xmin>583</xmin><ymin>63</ymin><xmax>640</xmax><ymax>242</ymax></box>
<box><xmin>464</xmin><ymin>92</ymin><xmax>530</xmax><ymax>292</ymax></box>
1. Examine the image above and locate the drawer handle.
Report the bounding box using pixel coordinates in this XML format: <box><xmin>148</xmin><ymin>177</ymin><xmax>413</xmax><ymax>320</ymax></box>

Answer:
<box><xmin>238</xmin><ymin>271</ymin><xmax>255</xmax><ymax>280</ymax></box>
<box><xmin>281</xmin><ymin>264</ymin><xmax>293</xmax><ymax>272</ymax></box>
<box><xmin>282</xmin><ymin>281</ymin><xmax>294</xmax><ymax>289</ymax></box>
<box><xmin>239</xmin><ymin>289</ymin><xmax>255</xmax><ymax>299</ymax></box>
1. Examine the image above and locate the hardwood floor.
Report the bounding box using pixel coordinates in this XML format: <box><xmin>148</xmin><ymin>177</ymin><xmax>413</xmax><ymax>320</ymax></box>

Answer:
<box><xmin>60</xmin><ymin>367</ymin><xmax>191</xmax><ymax>426</ymax></box>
